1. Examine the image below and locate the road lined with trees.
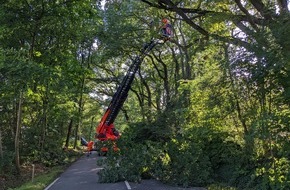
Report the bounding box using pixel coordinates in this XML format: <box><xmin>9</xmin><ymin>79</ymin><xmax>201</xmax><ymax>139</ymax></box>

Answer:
<box><xmin>0</xmin><ymin>0</ymin><xmax>289</xmax><ymax>189</ymax></box>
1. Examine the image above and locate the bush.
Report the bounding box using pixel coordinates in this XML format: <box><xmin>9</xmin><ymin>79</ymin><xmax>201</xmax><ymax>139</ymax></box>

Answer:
<box><xmin>98</xmin><ymin>137</ymin><xmax>213</xmax><ymax>187</ymax></box>
<box><xmin>98</xmin><ymin>124</ymin><xmax>249</xmax><ymax>188</ymax></box>
<box><xmin>248</xmin><ymin>157</ymin><xmax>290</xmax><ymax>190</ymax></box>
<box><xmin>155</xmin><ymin>138</ymin><xmax>213</xmax><ymax>187</ymax></box>
<box><xmin>0</xmin><ymin>151</ymin><xmax>16</xmax><ymax>175</ymax></box>
<box><xmin>98</xmin><ymin>141</ymin><xmax>163</xmax><ymax>183</ymax></box>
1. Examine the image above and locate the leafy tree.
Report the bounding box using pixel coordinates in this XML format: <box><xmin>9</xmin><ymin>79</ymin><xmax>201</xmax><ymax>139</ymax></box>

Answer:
<box><xmin>0</xmin><ymin>0</ymin><xmax>101</xmax><ymax>171</ymax></box>
<box><xmin>97</xmin><ymin>1</ymin><xmax>290</xmax><ymax>189</ymax></box>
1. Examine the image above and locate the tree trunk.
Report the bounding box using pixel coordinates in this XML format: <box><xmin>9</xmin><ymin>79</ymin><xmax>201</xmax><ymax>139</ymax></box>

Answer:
<box><xmin>64</xmin><ymin>119</ymin><xmax>73</xmax><ymax>148</ymax></box>
<box><xmin>277</xmin><ymin>0</ymin><xmax>289</xmax><ymax>13</ymax></box>
<box><xmin>0</xmin><ymin>106</ymin><xmax>3</xmax><ymax>159</ymax></box>
<box><xmin>15</xmin><ymin>90</ymin><xmax>23</xmax><ymax>174</ymax></box>
<box><xmin>0</xmin><ymin>127</ymin><xmax>3</xmax><ymax>160</ymax></box>
<box><xmin>73</xmin><ymin>89</ymin><xmax>83</xmax><ymax>149</ymax></box>
<box><xmin>89</xmin><ymin>117</ymin><xmax>95</xmax><ymax>140</ymax></box>
<box><xmin>74</xmin><ymin>55</ymin><xmax>85</xmax><ymax>149</ymax></box>
<box><xmin>39</xmin><ymin>96</ymin><xmax>48</xmax><ymax>162</ymax></box>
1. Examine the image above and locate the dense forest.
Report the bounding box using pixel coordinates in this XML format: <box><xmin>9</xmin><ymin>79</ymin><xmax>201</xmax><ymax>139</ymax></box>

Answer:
<box><xmin>0</xmin><ymin>0</ymin><xmax>289</xmax><ymax>189</ymax></box>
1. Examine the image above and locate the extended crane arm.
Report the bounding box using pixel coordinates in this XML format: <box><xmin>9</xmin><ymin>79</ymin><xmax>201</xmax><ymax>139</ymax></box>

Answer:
<box><xmin>95</xmin><ymin>19</ymin><xmax>173</xmax><ymax>145</ymax></box>
<box><xmin>95</xmin><ymin>40</ymin><xmax>159</xmax><ymax>142</ymax></box>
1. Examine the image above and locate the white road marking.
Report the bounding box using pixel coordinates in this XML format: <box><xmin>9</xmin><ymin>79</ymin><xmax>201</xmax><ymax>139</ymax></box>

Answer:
<box><xmin>44</xmin><ymin>177</ymin><xmax>60</xmax><ymax>190</ymax></box>
<box><xmin>125</xmin><ymin>180</ymin><xmax>131</xmax><ymax>190</ymax></box>
<box><xmin>90</xmin><ymin>167</ymin><xmax>104</xmax><ymax>171</ymax></box>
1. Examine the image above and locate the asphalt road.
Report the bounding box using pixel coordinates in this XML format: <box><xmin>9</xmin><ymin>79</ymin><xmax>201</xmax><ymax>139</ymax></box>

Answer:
<box><xmin>45</xmin><ymin>151</ymin><xmax>206</xmax><ymax>190</ymax></box>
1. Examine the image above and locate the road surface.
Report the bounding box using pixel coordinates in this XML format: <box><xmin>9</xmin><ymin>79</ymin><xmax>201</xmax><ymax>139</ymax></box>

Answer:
<box><xmin>46</xmin><ymin>151</ymin><xmax>206</xmax><ymax>190</ymax></box>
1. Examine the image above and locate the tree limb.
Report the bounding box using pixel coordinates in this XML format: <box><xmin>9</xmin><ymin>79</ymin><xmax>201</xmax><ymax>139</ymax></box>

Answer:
<box><xmin>234</xmin><ymin>0</ymin><xmax>259</xmax><ymax>31</ymax></box>
<box><xmin>249</xmin><ymin>0</ymin><xmax>273</xmax><ymax>19</ymax></box>
<box><xmin>277</xmin><ymin>0</ymin><xmax>289</xmax><ymax>13</ymax></box>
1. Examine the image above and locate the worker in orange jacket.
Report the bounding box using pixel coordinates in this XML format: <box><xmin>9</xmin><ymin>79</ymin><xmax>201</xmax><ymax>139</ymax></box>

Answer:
<box><xmin>87</xmin><ymin>141</ymin><xmax>94</xmax><ymax>156</ymax></box>
<box><xmin>160</xmin><ymin>18</ymin><xmax>172</xmax><ymax>40</ymax></box>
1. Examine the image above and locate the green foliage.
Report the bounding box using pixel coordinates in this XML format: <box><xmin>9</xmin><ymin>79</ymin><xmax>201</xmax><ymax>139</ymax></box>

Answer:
<box><xmin>9</xmin><ymin>166</ymin><xmax>64</xmax><ymax>190</ymax></box>
<box><xmin>207</xmin><ymin>184</ymin><xmax>238</xmax><ymax>190</ymax></box>
<box><xmin>99</xmin><ymin>121</ymin><xmax>245</xmax><ymax>187</ymax></box>
<box><xmin>251</xmin><ymin>157</ymin><xmax>290</xmax><ymax>190</ymax></box>
<box><xmin>159</xmin><ymin>138</ymin><xmax>212</xmax><ymax>187</ymax></box>
<box><xmin>0</xmin><ymin>0</ymin><xmax>289</xmax><ymax>189</ymax></box>
<box><xmin>239</xmin><ymin>110</ymin><xmax>290</xmax><ymax>190</ymax></box>
<box><xmin>0</xmin><ymin>0</ymin><xmax>100</xmax><ymax>182</ymax></box>
<box><xmin>98</xmin><ymin>141</ymin><xmax>163</xmax><ymax>183</ymax></box>
<box><xmin>0</xmin><ymin>151</ymin><xmax>16</xmax><ymax>175</ymax></box>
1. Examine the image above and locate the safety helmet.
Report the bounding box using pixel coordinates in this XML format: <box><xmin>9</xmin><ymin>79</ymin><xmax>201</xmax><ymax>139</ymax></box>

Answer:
<box><xmin>162</xmin><ymin>18</ymin><xmax>168</xmax><ymax>24</ymax></box>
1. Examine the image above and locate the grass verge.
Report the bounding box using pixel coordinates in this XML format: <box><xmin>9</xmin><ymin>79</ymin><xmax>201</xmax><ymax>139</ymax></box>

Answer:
<box><xmin>8</xmin><ymin>166</ymin><xmax>63</xmax><ymax>190</ymax></box>
<box><xmin>7</xmin><ymin>149</ymin><xmax>83</xmax><ymax>190</ymax></box>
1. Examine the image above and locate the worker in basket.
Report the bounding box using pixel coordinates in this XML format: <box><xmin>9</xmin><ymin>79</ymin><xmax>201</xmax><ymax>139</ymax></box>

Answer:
<box><xmin>160</xmin><ymin>18</ymin><xmax>173</xmax><ymax>41</ymax></box>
